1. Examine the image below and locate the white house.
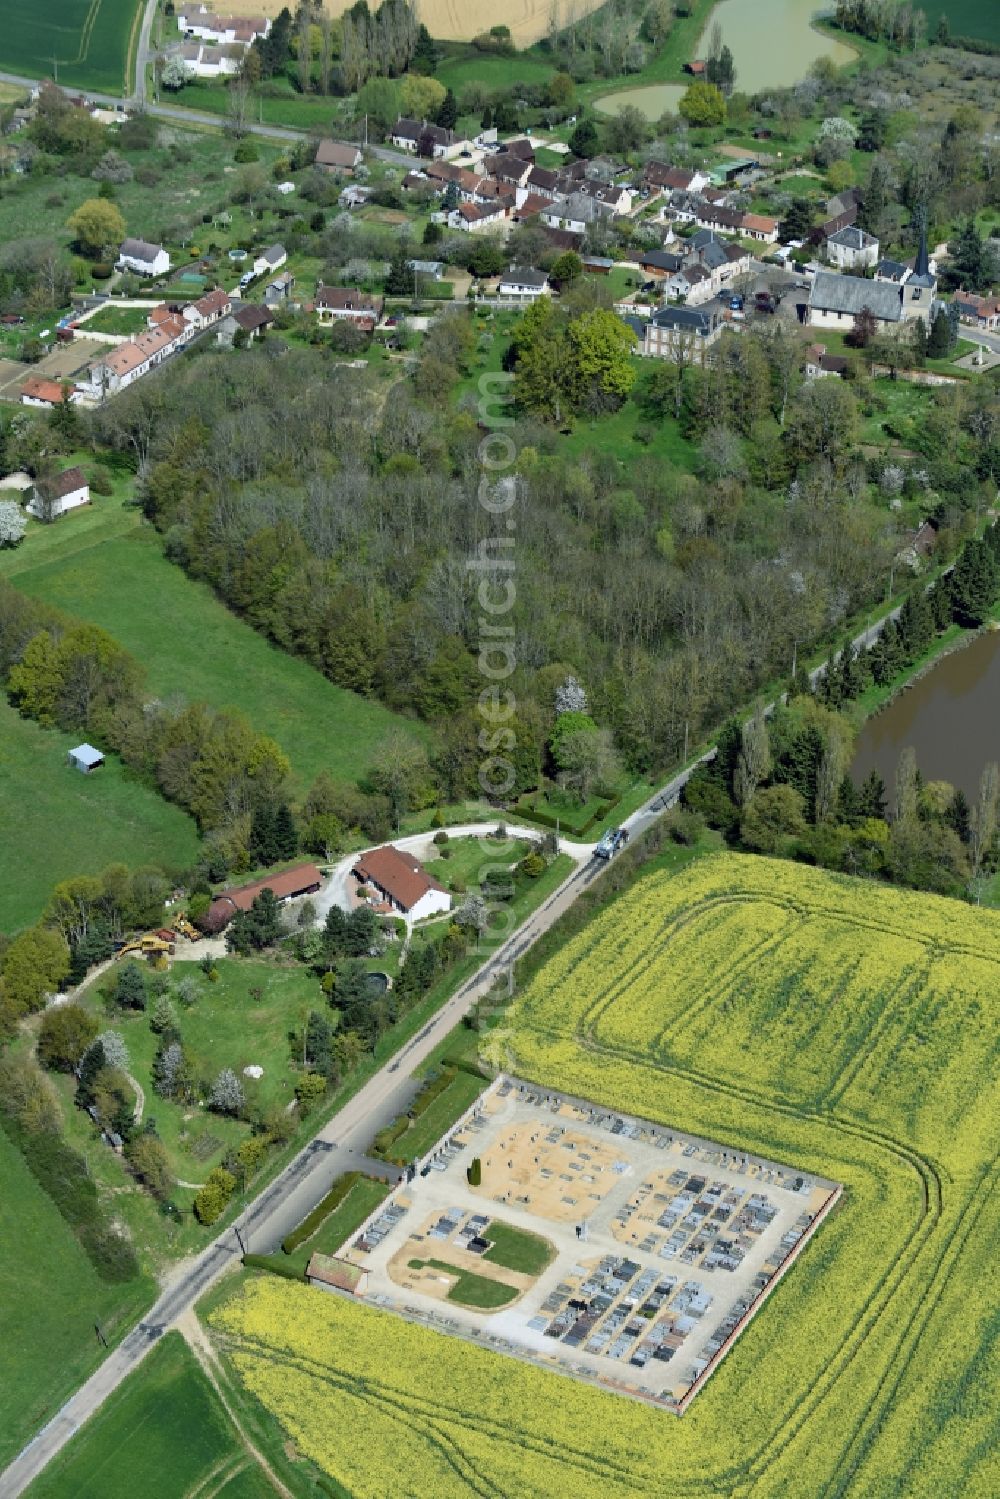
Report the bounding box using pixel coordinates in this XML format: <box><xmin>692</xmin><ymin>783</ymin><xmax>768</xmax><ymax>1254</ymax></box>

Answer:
<box><xmin>826</xmin><ymin>225</ymin><xmax>879</xmax><ymax>270</ymax></box>
<box><xmin>663</xmin><ymin>262</ymin><xmax>714</xmax><ymax>305</ymax></box>
<box><xmin>28</xmin><ymin>466</ymin><xmax>90</xmax><ymax>521</ymax></box>
<box><xmin>633</xmin><ymin>304</ymin><xmax>724</xmax><ymax>358</ymax></box>
<box><xmin>253</xmin><ymin>243</ymin><xmax>287</xmax><ymax>278</ymax></box>
<box><xmin>497</xmin><ymin>266</ymin><xmax>550</xmax><ymax>301</ymax></box>
<box><xmin>314</xmin><ymin>286</ymin><xmax>381</xmax><ymax>327</ymax></box>
<box><xmin>389</xmin><ymin>118</ymin><xmax>455</xmax><ymax>159</ymax></box>
<box><xmin>449</xmin><ymin>201</ymin><xmax>508</xmax><ymax>234</ymax></box>
<box><xmin>20</xmin><ymin>376</ymin><xmax>76</xmax><ymax>408</ymax></box>
<box><xmin>352</xmin><ymin>845</ymin><xmax>451</xmax><ymax>923</ymax></box>
<box><xmin>182</xmin><ymin>287</ymin><xmax>231</xmax><ymax>332</ymax></box>
<box><xmin>116</xmin><ymin>238</ymin><xmax>171</xmax><ymax>277</ymax></box>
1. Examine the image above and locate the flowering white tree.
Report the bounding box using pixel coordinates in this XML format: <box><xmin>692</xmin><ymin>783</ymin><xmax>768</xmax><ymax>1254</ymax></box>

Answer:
<box><xmin>209</xmin><ymin>1067</ymin><xmax>245</xmax><ymax>1116</ymax></box>
<box><xmin>554</xmin><ymin>675</ymin><xmax>588</xmax><ymax>715</ymax></box>
<box><xmin>0</xmin><ymin>500</ymin><xmax>26</xmax><ymax>548</ymax></box>
<box><xmin>93</xmin><ymin>1030</ymin><xmax>129</xmax><ymax>1072</ymax></box>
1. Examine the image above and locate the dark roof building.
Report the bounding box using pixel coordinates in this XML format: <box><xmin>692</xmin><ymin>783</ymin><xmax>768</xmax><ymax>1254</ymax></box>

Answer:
<box><xmin>203</xmin><ymin>863</ymin><xmax>323</xmax><ymax>932</ymax></box>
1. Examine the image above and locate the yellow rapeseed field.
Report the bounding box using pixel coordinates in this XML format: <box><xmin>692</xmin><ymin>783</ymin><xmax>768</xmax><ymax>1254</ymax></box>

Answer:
<box><xmin>213</xmin><ymin>854</ymin><xmax>999</xmax><ymax>1496</ymax></box>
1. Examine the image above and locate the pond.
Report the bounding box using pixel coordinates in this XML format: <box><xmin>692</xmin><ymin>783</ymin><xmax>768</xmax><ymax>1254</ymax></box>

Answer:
<box><xmin>595</xmin><ymin>0</ymin><xmax>858</xmax><ymax>120</ymax></box>
<box><xmin>852</xmin><ymin>630</ymin><xmax>1000</xmax><ymax>800</ymax></box>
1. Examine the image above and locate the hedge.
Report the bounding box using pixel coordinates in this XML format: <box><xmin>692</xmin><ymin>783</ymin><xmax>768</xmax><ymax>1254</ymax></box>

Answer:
<box><xmin>0</xmin><ymin>1110</ymin><xmax>139</xmax><ymax>1284</ymax></box>
<box><xmin>281</xmin><ymin>1170</ymin><xmax>361</xmax><ymax>1255</ymax></box>
<box><xmin>243</xmin><ymin>1252</ymin><xmax>305</xmax><ymax>1280</ymax></box>
<box><xmin>372</xmin><ymin>1067</ymin><xmax>458</xmax><ymax>1158</ymax></box>
<box><xmin>515</xmin><ymin>793</ymin><xmax>621</xmax><ymax>837</ymax></box>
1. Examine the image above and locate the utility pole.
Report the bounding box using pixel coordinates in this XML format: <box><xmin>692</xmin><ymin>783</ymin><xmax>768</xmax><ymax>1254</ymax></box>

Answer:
<box><xmin>233</xmin><ymin>1222</ymin><xmax>247</xmax><ymax>1256</ymax></box>
<box><xmin>94</xmin><ymin>1322</ymin><xmax>108</xmax><ymax>1348</ymax></box>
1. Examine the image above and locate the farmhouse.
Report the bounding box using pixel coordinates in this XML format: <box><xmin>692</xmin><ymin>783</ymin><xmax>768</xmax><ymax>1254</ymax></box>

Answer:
<box><xmin>825</xmin><ymin>225</ymin><xmax>879</xmax><ymax>270</ymax></box>
<box><xmin>28</xmin><ymin>466</ymin><xmax>90</xmax><ymax>520</ymax></box>
<box><xmin>68</xmin><ymin>743</ymin><xmax>104</xmax><ymax>774</ymax></box>
<box><xmin>253</xmin><ymin>243</ymin><xmax>287</xmax><ymax>278</ymax></box>
<box><xmin>203</xmin><ymin>863</ymin><xmax>323</xmax><ymax>933</ymax></box>
<box><xmin>116</xmin><ymin>238</ymin><xmax>171</xmax><ymax>277</ymax></box>
<box><xmin>315</xmin><ymin>139</ymin><xmax>363</xmax><ymax>174</ymax></box>
<box><xmin>352</xmin><ymin>845</ymin><xmax>451</xmax><ymax>921</ymax></box>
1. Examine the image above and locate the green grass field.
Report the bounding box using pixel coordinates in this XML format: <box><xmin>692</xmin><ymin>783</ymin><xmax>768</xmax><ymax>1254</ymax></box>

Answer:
<box><xmin>0</xmin><ymin>1126</ymin><xmax>154</xmax><ymax>1473</ymax></box>
<box><xmin>433</xmin><ymin>50</ymin><xmax>556</xmax><ymax>93</ymax></box>
<box><xmin>24</xmin><ymin>1331</ymin><xmax>261</xmax><ymax>1499</ymax></box>
<box><xmin>1</xmin><ymin>493</ymin><xmax>418</xmax><ymax>795</ymax></box>
<box><xmin>482</xmin><ymin>1220</ymin><xmax>553</xmax><ymax>1276</ymax></box>
<box><xmin>394</xmin><ymin>1068</ymin><xmax>486</xmax><ymax>1163</ymax></box>
<box><xmin>0</xmin><ymin>0</ymin><xmax>141</xmax><ymax>93</ymax></box>
<box><xmin>79</xmin><ymin>305</ymin><xmax>153</xmax><ymax>336</ymax></box>
<box><xmin>407</xmin><ymin>1257</ymin><xmax>518</xmax><ymax>1309</ymax></box>
<box><xmin>0</xmin><ymin>697</ymin><xmax>200</xmax><ymax>934</ymax></box>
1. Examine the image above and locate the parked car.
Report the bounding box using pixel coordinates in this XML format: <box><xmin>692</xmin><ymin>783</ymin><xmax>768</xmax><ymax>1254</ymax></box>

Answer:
<box><xmin>729</xmin><ymin>295</ymin><xmax>744</xmax><ymax>311</ymax></box>
<box><xmin>754</xmin><ymin>291</ymin><xmax>777</xmax><ymax>314</ymax></box>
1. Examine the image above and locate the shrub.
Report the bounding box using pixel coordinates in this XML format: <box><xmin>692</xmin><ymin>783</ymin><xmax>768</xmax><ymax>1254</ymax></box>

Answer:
<box><xmin>242</xmin><ymin>1252</ymin><xmax>304</xmax><ymax>1280</ymax></box>
<box><xmin>193</xmin><ymin>1166</ymin><xmax>237</xmax><ymax>1225</ymax></box>
<box><xmin>467</xmin><ymin>1156</ymin><xmax>482</xmax><ymax>1186</ymax></box>
<box><xmin>281</xmin><ymin>1171</ymin><xmax>361</xmax><ymax>1253</ymax></box>
<box><xmin>90</xmin><ymin>262</ymin><xmax>113</xmax><ymax>280</ymax></box>
<box><xmin>433</xmin><ymin>829</ymin><xmax>450</xmax><ymax>845</ymax></box>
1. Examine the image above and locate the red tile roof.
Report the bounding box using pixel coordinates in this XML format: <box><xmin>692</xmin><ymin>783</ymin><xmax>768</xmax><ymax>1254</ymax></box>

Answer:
<box><xmin>352</xmin><ymin>846</ymin><xmax>446</xmax><ymax>912</ymax></box>
<box><xmin>21</xmin><ymin>376</ymin><xmax>66</xmax><ymax>404</ymax></box>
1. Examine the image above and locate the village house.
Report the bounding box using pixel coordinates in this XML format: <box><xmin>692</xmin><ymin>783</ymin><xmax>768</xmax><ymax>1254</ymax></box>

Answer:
<box><xmin>253</xmin><ymin>243</ymin><xmax>287</xmax><ymax>278</ymax></box>
<box><xmin>485</xmin><ymin>152</ymin><xmax>533</xmax><ymax>190</ymax></box>
<box><xmin>116</xmin><ymin>237</ymin><xmax>171</xmax><ymax>277</ymax></box>
<box><xmin>874</xmin><ymin>257</ymin><xmax>910</xmax><ymax>285</ymax></box>
<box><xmin>687</xmin><ymin>229</ymin><xmax>751</xmax><ymax>286</ymax></box>
<box><xmin>541</xmin><ymin>192</ymin><xmax>612</xmax><ymax>235</ymax></box>
<box><xmin>663</xmin><ymin>262</ymin><xmax>714</xmax><ymax>305</ymax></box>
<box><xmin>523</xmin><ymin>165</ymin><xmax>561</xmax><ymax>201</ymax></box>
<box><xmin>27</xmin><ymin>465</ymin><xmax>90</xmax><ymax>521</ymax></box>
<box><xmin>201</xmin><ymin>864</ymin><xmax>323</xmax><ymax>934</ymax></box>
<box><xmin>182</xmin><ymin>286</ymin><xmax>232</xmax><ymax>332</ymax></box>
<box><xmin>178</xmin><ymin>41</ymin><xmax>243</xmax><ymax>76</ymax></box>
<box><xmin>216</xmin><ymin>303</ymin><xmax>274</xmax><ymax>345</ymax></box>
<box><xmin>176</xmin><ymin>7</ymin><xmax>270</xmax><ymax>43</ymax></box>
<box><xmin>643</xmin><ymin>161</ymin><xmax>712</xmax><ymax>196</ymax></box>
<box><xmin>634</xmin><ymin>303</ymin><xmax>724</xmax><ymax>357</ymax></box>
<box><xmin>807</xmin><ymin>272</ymin><xmax>907</xmax><ymax>330</ymax></box>
<box><xmin>575</xmin><ymin>178</ymin><xmax>633</xmax><ymax>215</ymax></box>
<box><xmin>497</xmin><ymin>266</ymin><xmax>550</xmax><ymax>302</ymax></box>
<box><xmin>408</xmin><ymin>259</ymin><xmax>445</xmax><ymax>281</ymax></box>
<box><xmin>825</xmin><ymin>225</ymin><xmax>879</xmax><ymax>271</ymax></box>
<box><xmin>314</xmin><ymin>285</ymin><xmax>382</xmax><ymax>328</ymax></box>
<box><xmin>804</xmin><ymin>342</ymin><xmax>850</xmax><ymax>379</ymax></box>
<box><xmin>352</xmin><ymin>845</ymin><xmax>451</xmax><ymax>922</ymax></box>
<box><xmin>389</xmin><ymin>117</ymin><xmax>455</xmax><ymax>159</ymax></box>
<box><xmin>315</xmin><ymin>139</ymin><xmax>363</xmax><ymax>174</ymax></box>
<box><xmin>86</xmin><ymin>314</ymin><xmax>188</xmax><ymax>395</ymax></box>
<box><xmin>640</xmin><ymin>248</ymin><xmax>685</xmax><ymax>278</ymax></box>
<box><xmin>953</xmin><ymin>291</ymin><xmax>1000</xmax><ymax>329</ymax></box>
<box><xmin>265</xmin><ymin>270</ymin><xmax>295</xmax><ymax>304</ymax></box>
<box><xmin>449</xmin><ymin>200</ymin><xmax>509</xmax><ymax>233</ymax></box>
<box><xmin>20</xmin><ymin>376</ymin><xmax>74</xmax><ymax>408</ymax></box>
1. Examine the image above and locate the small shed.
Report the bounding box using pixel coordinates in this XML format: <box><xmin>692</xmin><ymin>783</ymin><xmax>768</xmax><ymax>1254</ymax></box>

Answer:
<box><xmin>69</xmin><ymin>743</ymin><xmax>105</xmax><ymax>773</ymax></box>
<box><xmin>307</xmin><ymin>1253</ymin><xmax>369</xmax><ymax>1296</ymax></box>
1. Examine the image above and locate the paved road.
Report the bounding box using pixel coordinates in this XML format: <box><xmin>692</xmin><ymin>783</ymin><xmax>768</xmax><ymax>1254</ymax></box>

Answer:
<box><xmin>0</xmin><ymin>848</ymin><xmax>603</xmax><ymax>1498</ymax></box>
<box><xmin>133</xmin><ymin>0</ymin><xmax>159</xmax><ymax>104</ymax></box>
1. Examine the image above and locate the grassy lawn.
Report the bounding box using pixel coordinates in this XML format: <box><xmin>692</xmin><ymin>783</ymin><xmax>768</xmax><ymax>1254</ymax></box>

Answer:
<box><xmin>2</xmin><ymin>491</ymin><xmax>418</xmax><ymax>795</ymax></box>
<box><xmin>483</xmin><ymin>1220</ymin><xmax>554</xmax><ymax>1276</ymax></box>
<box><xmin>434</xmin><ymin>50</ymin><xmax>556</xmax><ymax>93</ymax></box>
<box><xmin>394</xmin><ymin>1068</ymin><xmax>486</xmax><ymax>1164</ymax></box>
<box><xmin>407</xmin><ymin>1257</ymin><xmax>518</xmax><ymax>1309</ymax></box>
<box><xmin>424</xmin><ymin>834</ymin><xmax>534</xmax><ymax>894</ymax></box>
<box><xmin>76</xmin><ymin>955</ymin><xmax>325</xmax><ymax>1184</ymax></box>
<box><xmin>24</xmin><ymin>1332</ymin><xmax>254</xmax><ymax>1499</ymax></box>
<box><xmin>0</xmin><ymin>698</ymin><xmax>200</xmax><ymax>935</ymax></box>
<box><xmin>0</xmin><ymin>1126</ymin><xmax>155</xmax><ymax>1474</ymax></box>
<box><xmin>516</xmin><ymin>787</ymin><xmax>613</xmax><ymax>834</ymax></box>
<box><xmin>281</xmin><ymin>1176</ymin><xmax>391</xmax><ymax>1273</ymax></box>
<box><xmin>80</xmin><ymin>305</ymin><xmax>153</xmax><ymax>336</ymax></box>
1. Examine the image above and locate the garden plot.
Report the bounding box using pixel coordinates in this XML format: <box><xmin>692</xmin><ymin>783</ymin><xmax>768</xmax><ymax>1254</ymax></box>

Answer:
<box><xmin>335</xmin><ymin>1076</ymin><xmax>840</xmax><ymax>1410</ymax></box>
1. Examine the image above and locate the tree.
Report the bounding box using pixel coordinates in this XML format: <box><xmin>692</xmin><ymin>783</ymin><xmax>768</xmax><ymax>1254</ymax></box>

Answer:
<box><xmin>126</xmin><ymin>1132</ymin><xmax>174</xmax><ymax>1199</ymax></box>
<box><xmin>847</xmin><ymin>305</ymin><xmax>877</xmax><ymax>349</ymax></box>
<box><xmin>778</xmin><ymin>197</ymin><xmax>814</xmax><ymax>241</ymax></box>
<box><xmin>193</xmin><ymin>1166</ymin><xmax>236</xmax><ymax>1225</ymax></box>
<box><xmin>209</xmin><ymin>1067</ymin><xmax>245</xmax><ymax>1116</ymax></box>
<box><xmin>1</xmin><ymin>925</ymin><xmax>70</xmax><ymax>1018</ymax></box>
<box><xmin>160</xmin><ymin>56</ymin><xmax>195</xmax><ymax>90</ymax></box>
<box><xmin>152</xmin><ymin>1040</ymin><xmax>190</xmax><ymax>1100</ymax></box>
<box><xmin>274</xmin><ymin>802</ymin><xmax>298</xmax><ymax>859</ymax></box>
<box><xmin>400</xmin><ymin>74</ymin><xmax>446</xmax><ymax>121</ymax></box>
<box><xmin>734</xmin><ymin>705</ymin><xmax>770</xmax><ymax>807</ymax></box>
<box><xmin>93</xmin><ymin>1030</ymin><xmax>129</xmax><ymax>1071</ymax></box>
<box><xmin>549</xmin><ymin>251</ymin><xmax>583</xmax><ymax>286</ymax></box>
<box><xmin>554</xmin><ymin>675</ymin><xmax>588</xmax><ymax>714</ymax></box>
<box><xmin>385</xmin><ymin>245</ymin><xmax>414</xmax><ymax>296</ymax></box>
<box><xmin>568</xmin><ymin>118</ymin><xmax>599</xmax><ymax>158</ymax></box>
<box><xmin>679</xmin><ymin>81</ymin><xmax>725</xmax><ymax>128</ymax></box>
<box><xmin>37</xmin><ymin>1004</ymin><xmax>98</xmax><ymax>1072</ymax></box>
<box><xmin>951</xmin><ymin>537</ymin><xmax>998</xmax><ymax>628</ymax></box>
<box><xmin>226</xmin><ymin>888</ymin><xmax>283</xmax><ymax>954</ymax></box>
<box><xmin>926</xmin><ymin>308</ymin><xmax>953</xmax><ymax>358</ymax></box>
<box><xmin>856</xmin><ymin>106</ymin><xmax>888</xmax><ymax>152</ymax></box>
<box><xmin>437</xmin><ymin>88</ymin><xmax>458</xmax><ymax>130</ymax></box>
<box><xmin>114</xmin><ymin>960</ymin><xmax>147</xmax><ymax>1011</ymax></box>
<box><xmin>66</xmin><ymin>199</ymin><xmax>125</xmax><ymax>257</ymax></box>
<box><xmin>970</xmin><ymin>762</ymin><xmax>999</xmax><ymax>884</ymax></box>
<box><xmin>149</xmin><ymin>994</ymin><xmax>177</xmax><ymax>1035</ymax></box>
<box><xmin>0</xmin><ymin>500</ymin><xmax>26</xmax><ymax>548</ymax></box>
<box><xmin>858</xmin><ymin>768</ymin><xmax>887</xmax><ymax>820</ymax></box>
<box><xmin>345</xmin><ymin>904</ymin><xmax>378</xmax><ymax>957</ymax></box>
<box><xmin>740</xmin><ymin>784</ymin><xmax>806</xmax><ymax>853</ymax></box>
<box><xmin>305</xmin><ymin>1009</ymin><xmax>336</xmax><ymax>1076</ymax></box>
<box><xmin>295</xmin><ymin>1071</ymin><xmax>326</xmax><ymax>1115</ymax></box>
